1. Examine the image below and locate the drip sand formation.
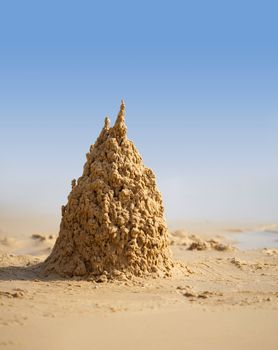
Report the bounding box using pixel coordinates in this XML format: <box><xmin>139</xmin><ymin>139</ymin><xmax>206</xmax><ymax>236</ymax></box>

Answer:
<box><xmin>43</xmin><ymin>101</ymin><xmax>173</xmax><ymax>279</ymax></box>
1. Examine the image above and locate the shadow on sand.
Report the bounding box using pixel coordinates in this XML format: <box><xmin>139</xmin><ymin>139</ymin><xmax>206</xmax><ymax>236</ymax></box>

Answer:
<box><xmin>0</xmin><ymin>263</ymin><xmax>67</xmax><ymax>282</ymax></box>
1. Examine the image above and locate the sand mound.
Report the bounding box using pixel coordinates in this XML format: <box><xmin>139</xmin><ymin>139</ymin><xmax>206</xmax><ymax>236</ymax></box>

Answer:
<box><xmin>170</xmin><ymin>230</ymin><xmax>232</xmax><ymax>251</ymax></box>
<box><xmin>43</xmin><ymin>101</ymin><xmax>173</xmax><ymax>279</ymax></box>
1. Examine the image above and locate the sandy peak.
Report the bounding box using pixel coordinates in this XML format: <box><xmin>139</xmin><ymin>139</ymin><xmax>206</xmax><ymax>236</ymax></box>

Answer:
<box><xmin>111</xmin><ymin>99</ymin><xmax>127</xmax><ymax>139</ymax></box>
<box><xmin>43</xmin><ymin>102</ymin><xmax>172</xmax><ymax>279</ymax></box>
<box><xmin>104</xmin><ymin>116</ymin><xmax>110</xmax><ymax>130</ymax></box>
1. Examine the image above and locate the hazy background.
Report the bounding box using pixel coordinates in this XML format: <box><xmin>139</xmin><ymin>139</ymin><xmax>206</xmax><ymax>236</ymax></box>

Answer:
<box><xmin>0</xmin><ymin>0</ymin><xmax>277</xmax><ymax>236</ymax></box>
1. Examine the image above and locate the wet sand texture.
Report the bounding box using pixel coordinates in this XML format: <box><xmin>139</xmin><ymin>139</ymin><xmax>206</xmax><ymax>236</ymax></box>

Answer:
<box><xmin>43</xmin><ymin>101</ymin><xmax>172</xmax><ymax>278</ymax></box>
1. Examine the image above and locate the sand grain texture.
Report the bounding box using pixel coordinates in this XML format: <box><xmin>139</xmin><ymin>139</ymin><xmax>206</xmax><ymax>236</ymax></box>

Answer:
<box><xmin>1</xmin><ymin>226</ymin><xmax>278</xmax><ymax>349</ymax></box>
<box><xmin>43</xmin><ymin>102</ymin><xmax>172</xmax><ymax>278</ymax></box>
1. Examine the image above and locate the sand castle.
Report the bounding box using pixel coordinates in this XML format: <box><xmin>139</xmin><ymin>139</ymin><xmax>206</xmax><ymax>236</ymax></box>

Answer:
<box><xmin>43</xmin><ymin>101</ymin><xmax>173</xmax><ymax>279</ymax></box>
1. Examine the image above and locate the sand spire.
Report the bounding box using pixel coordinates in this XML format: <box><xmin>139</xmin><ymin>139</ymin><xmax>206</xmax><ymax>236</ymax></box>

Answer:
<box><xmin>43</xmin><ymin>102</ymin><xmax>173</xmax><ymax>279</ymax></box>
<box><xmin>111</xmin><ymin>99</ymin><xmax>126</xmax><ymax>140</ymax></box>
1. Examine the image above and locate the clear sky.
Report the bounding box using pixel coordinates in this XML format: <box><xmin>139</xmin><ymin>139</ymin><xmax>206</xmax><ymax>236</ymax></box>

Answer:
<box><xmin>0</xmin><ymin>0</ymin><xmax>277</xmax><ymax>235</ymax></box>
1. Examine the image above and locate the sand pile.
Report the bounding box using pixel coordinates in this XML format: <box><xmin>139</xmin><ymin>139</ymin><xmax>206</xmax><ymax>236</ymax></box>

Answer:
<box><xmin>43</xmin><ymin>101</ymin><xmax>173</xmax><ymax>279</ymax></box>
<box><xmin>170</xmin><ymin>230</ymin><xmax>232</xmax><ymax>251</ymax></box>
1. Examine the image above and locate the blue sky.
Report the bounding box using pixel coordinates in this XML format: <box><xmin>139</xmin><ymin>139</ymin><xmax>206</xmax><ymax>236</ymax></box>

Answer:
<box><xmin>0</xmin><ymin>1</ymin><xmax>277</xmax><ymax>235</ymax></box>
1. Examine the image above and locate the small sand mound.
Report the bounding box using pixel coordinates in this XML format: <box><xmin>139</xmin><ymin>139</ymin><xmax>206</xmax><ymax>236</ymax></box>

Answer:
<box><xmin>31</xmin><ymin>234</ymin><xmax>46</xmax><ymax>242</ymax></box>
<box><xmin>263</xmin><ymin>248</ymin><xmax>278</xmax><ymax>256</ymax></box>
<box><xmin>43</xmin><ymin>101</ymin><xmax>173</xmax><ymax>279</ymax></box>
<box><xmin>170</xmin><ymin>230</ymin><xmax>232</xmax><ymax>251</ymax></box>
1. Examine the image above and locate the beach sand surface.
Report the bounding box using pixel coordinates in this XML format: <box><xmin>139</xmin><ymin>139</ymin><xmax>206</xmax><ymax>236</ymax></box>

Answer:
<box><xmin>0</xmin><ymin>225</ymin><xmax>278</xmax><ymax>349</ymax></box>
